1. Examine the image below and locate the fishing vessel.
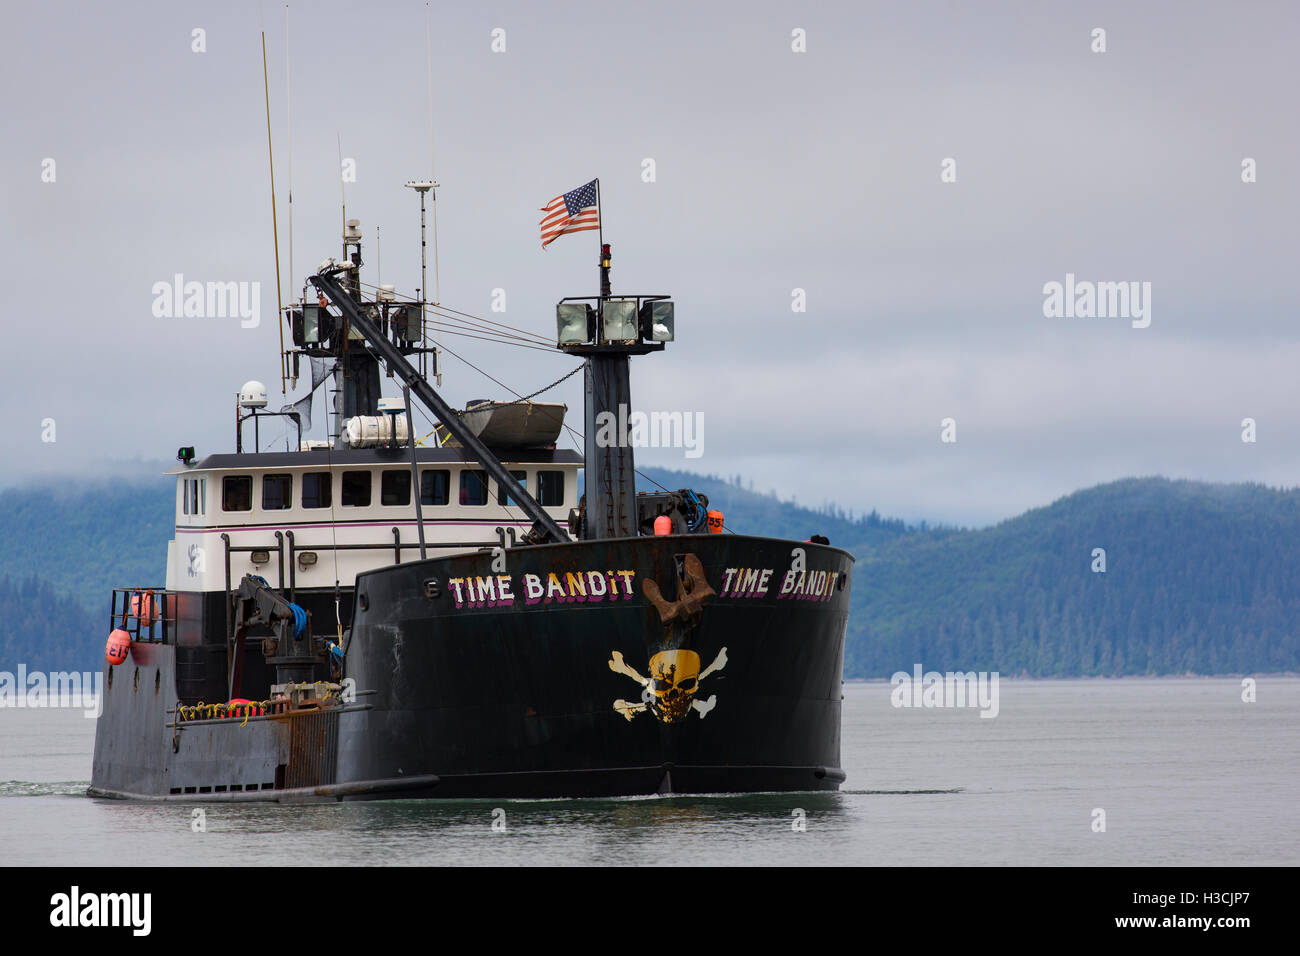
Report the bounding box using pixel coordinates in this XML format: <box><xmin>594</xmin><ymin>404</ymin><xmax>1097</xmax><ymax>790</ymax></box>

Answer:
<box><xmin>88</xmin><ymin>183</ymin><xmax>854</xmax><ymax>801</ymax></box>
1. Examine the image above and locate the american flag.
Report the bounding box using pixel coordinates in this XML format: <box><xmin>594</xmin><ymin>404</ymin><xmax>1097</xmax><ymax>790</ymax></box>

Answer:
<box><xmin>539</xmin><ymin>180</ymin><xmax>599</xmax><ymax>248</ymax></box>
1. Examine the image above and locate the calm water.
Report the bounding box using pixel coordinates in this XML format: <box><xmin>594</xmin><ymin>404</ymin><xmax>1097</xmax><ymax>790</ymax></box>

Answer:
<box><xmin>1</xmin><ymin>679</ymin><xmax>1296</xmax><ymax>865</ymax></box>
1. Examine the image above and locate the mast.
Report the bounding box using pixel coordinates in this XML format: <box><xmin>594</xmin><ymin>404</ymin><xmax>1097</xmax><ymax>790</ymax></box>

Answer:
<box><xmin>310</xmin><ymin>269</ymin><xmax>567</xmax><ymax>544</ymax></box>
<box><xmin>586</xmin><ymin>242</ymin><xmax>633</xmax><ymax>538</ymax></box>
<box><xmin>554</xmin><ymin>242</ymin><xmax>675</xmax><ymax>540</ymax></box>
<box><xmin>332</xmin><ymin>220</ymin><xmax>381</xmax><ymax>447</ymax></box>
<box><xmin>405</xmin><ymin>180</ymin><xmax>439</xmax><ymax>383</ymax></box>
<box><xmin>284</xmin><ymin>196</ymin><xmax>439</xmax><ymax>456</ymax></box>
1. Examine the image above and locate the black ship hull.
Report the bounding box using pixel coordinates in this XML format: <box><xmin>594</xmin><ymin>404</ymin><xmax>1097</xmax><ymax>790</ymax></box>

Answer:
<box><xmin>90</xmin><ymin>533</ymin><xmax>852</xmax><ymax>800</ymax></box>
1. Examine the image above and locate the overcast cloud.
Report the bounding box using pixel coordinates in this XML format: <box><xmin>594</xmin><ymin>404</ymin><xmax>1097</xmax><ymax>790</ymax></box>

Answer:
<box><xmin>2</xmin><ymin>0</ymin><xmax>1297</xmax><ymax>525</ymax></box>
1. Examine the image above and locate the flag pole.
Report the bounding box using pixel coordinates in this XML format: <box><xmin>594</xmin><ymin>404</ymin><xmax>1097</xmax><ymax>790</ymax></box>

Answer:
<box><xmin>596</xmin><ymin>178</ymin><xmax>610</xmax><ymax>298</ymax></box>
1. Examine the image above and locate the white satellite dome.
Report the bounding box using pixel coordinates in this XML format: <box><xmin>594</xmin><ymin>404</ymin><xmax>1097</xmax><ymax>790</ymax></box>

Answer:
<box><xmin>239</xmin><ymin>380</ymin><xmax>269</xmax><ymax>409</ymax></box>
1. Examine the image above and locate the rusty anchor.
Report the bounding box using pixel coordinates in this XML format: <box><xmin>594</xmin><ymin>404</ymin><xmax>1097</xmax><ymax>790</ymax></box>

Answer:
<box><xmin>641</xmin><ymin>553</ymin><xmax>716</xmax><ymax>625</ymax></box>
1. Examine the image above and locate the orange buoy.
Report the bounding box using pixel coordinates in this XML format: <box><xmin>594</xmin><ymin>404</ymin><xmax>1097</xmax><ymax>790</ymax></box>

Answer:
<box><xmin>706</xmin><ymin>509</ymin><xmax>724</xmax><ymax>533</ymax></box>
<box><xmin>653</xmin><ymin>515</ymin><xmax>672</xmax><ymax>535</ymax></box>
<box><xmin>106</xmin><ymin>629</ymin><xmax>132</xmax><ymax>666</ymax></box>
<box><xmin>131</xmin><ymin>590</ymin><xmax>157</xmax><ymax>627</ymax></box>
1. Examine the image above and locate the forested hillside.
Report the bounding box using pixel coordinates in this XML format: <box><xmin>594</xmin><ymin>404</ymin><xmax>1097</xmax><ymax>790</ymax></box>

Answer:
<box><xmin>846</xmin><ymin>478</ymin><xmax>1300</xmax><ymax>676</ymax></box>
<box><xmin>1</xmin><ymin>471</ymin><xmax>1296</xmax><ymax>677</ymax></box>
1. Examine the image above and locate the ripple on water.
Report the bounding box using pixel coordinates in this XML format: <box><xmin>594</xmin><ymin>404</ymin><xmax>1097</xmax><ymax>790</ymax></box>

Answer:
<box><xmin>0</xmin><ymin>780</ymin><xmax>89</xmax><ymax>798</ymax></box>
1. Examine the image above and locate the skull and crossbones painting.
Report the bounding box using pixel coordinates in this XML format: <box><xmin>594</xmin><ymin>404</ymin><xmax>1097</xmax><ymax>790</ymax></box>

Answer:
<box><xmin>609</xmin><ymin>646</ymin><xmax>728</xmax><ymax>722</ymax></box>
<box><xmin>608</xmin><ymin>552</ymin><xmax>726</xmax><ymax>723</ymax></box>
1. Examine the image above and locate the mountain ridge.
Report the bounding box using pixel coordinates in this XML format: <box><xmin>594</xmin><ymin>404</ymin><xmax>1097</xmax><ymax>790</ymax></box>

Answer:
<box><xmin>1</xmin><ymin>469</ymin><xmax>1295</xmax><ymax>676</ymax></box>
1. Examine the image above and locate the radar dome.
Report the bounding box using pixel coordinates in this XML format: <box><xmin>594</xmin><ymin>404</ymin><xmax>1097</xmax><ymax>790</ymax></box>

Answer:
<box><xmin>239</xmin><ymin>380</ymin><xmax>268</xmax><ymax>409</ymax></box>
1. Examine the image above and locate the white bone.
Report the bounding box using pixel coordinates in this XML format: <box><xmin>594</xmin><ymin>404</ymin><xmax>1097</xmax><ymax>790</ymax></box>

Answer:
<box><xmin>699</xmin><ymin>646</ymin><xmax>728</xmax><ymax>681</ymax></box>
<box><xmin>613</xmin><ymin>699</ymin><xmax>647</xmax><ymax>721</ymax></box>
<box><xmin>692</xmin><ymin>695</ymin><xmax>717</xmax><ymax>718</ymax></box>
<box><xmin>608</xmin><ymin>651</ymin><xmax>649</xmax><ymax>686</ymax></box>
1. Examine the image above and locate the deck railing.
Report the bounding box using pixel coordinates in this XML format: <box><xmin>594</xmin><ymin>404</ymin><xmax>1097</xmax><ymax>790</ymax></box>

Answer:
<box><xmin>109</xmin><ymin>588</ymin><xmax>175</xmax><ymax>644</ymax></box>
<box><xmin>216</xmin><ymin>526</ymin><xmax>513</xmax><ymax>642</ymax></box>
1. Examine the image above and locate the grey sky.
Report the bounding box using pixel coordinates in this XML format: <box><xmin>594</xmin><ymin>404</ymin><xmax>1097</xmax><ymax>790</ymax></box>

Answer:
<box><xmin>2</xmin><ymin>0</ymin><xmax>1297</xmax><ymax>525</ymax></box>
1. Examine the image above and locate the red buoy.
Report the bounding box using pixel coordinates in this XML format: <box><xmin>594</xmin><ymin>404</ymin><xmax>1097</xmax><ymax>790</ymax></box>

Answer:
<box><xmin>131</xmin><ymin>590</ymin><xmax>157</xmax><ymax>627</ymax></box>
<box><xmin>105</xmin><ymin>629</ymin><xmax>132</xmax><ymax>666</ymax></box>
<box><xmin>653</xmin><ymin>515</ymin><xmax>672</xmax><ymax>535</ymax></box>
<box><xmin>706</xmin><ymin>509</ymin><xmax>724</xmax><ymax>533</ymax></box>
<box><xmin>228</xmin><ymin>698</ymin><xmax>258</xmax><ymax>718</ymax></box>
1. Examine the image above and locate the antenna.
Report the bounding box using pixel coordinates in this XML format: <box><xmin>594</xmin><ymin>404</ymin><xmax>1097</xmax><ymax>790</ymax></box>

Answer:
<box><xmin>337</xmin><ymin>133</ymin><xmax>347</xmax><ymax>259</ymax></box>
<box><xmin>405</xmin><ymin>179</ymin><xmax>438</xmax><ymax>384</ymax></box>
<box><xmin>333</xmin><ymin>132</ymin><xmax>349</xmax><ymax>448</ymax></box>
<box><xmin>285</xmin><ymin>4</ymin><xmax>294</xmax><ymax>306</ymax></box>
<box><xmin>425</xmin><ymin>2</ymin><xmax>443</xmax><ymax>384</ymax></box>
<box><xmin>426</xmin><ymin>3</ymin><xmax>435</xmax><ymax>183</ymax></box>
<box><xmin>261</xmin><ymin>26</ymin><xmax>286</xmax><ymax>394</ymax></box>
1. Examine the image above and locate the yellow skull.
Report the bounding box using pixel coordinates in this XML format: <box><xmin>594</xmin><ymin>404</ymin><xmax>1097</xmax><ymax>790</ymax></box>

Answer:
<box><xmin>647</xmin><ymin>649</ymin><xmax>701</xmax><ymax>723</ymax></box>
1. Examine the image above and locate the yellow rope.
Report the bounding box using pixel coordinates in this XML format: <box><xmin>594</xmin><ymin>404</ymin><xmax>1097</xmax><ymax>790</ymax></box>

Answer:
<box><xmin>176</xmin><ymin>683</ymin><xmax>342</xmax><ymax>723</ymax></box>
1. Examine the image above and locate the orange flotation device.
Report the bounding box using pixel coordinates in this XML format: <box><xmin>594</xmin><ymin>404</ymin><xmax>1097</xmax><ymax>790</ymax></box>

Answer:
<box><xmin>131</xmin><ymin>590</ymin><xmax>158</xmax><ymax>627</ymax></box>
<box><xmin>106</xmin><ymin>629</ymin><xmax>132</xmax><ymax>666</ymax></box>
<box><xmin>228</xmin><ymin>698</ymin><xmax>262</xmax><ymax>719</ymax></box>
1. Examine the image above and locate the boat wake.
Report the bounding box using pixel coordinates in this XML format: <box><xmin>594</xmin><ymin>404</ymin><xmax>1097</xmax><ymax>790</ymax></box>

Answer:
<box><xmin>0</xmin><ymin>780</ymin><xmax>89</xmax><ymax>797</ymax></box>
<box><xmin>841</xmin><ymin>788</ymin><xmax>965</xmax><ymax>795</ymax></box>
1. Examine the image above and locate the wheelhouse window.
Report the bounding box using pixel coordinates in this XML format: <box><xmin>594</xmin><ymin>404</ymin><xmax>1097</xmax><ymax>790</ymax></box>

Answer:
<box><xmin>420</xmin><ymin>469</ymin><xmax>450</xmax><ymax>506</ymax></box>
<box><xmin>222</xmin><ymin>476</ymin><xmax>252</xmax><ymax>512</ymax></box>
<box><xmin>302</xmin><ymin>472</ymin><xmax>332</xmax><ymax>509</ymax></box>
<box><xmin>460</xmin><ymin>470</ymin><xmax>489</xmax><ymax>506</ymax></box>
<box><xmin>497</xmin><ymin>471</ymin><xmax>528</xmax><ymax>507</ymax></box>
<box><xmin>262</xmin><ymin>474</ymin><xmax>293</xmax><ymax>510</ymax></box>
<box><xmin>341</xmin><ymin>471</ymin><xmax>372</xmax><ymax>507</ymax></box>
<box><xmin>537</xmin><ymin>470</ymin><xmax>565</xmax><ymax>507</ymax></box>
<box><xmin>381</xmin><ymin>470</ymin><xmax>411</xmax><ymax>506</ymax></box>
<box><xmin>182</xmin><ymin>477</ymin><xmax>206</xmax><ymax>516</ymax></box>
